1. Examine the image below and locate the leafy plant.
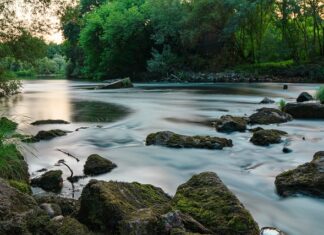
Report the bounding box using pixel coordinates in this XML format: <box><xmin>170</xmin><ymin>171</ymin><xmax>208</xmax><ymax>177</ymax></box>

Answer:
<box><xmin>278</xmin><ymin>99</ymin><xmax>286</xmax><ymax>111</ymax></box>
<box><xmin>315</xmin><ymin>86</ymin><xmax>324</xmax><ymax>104</ymax></box>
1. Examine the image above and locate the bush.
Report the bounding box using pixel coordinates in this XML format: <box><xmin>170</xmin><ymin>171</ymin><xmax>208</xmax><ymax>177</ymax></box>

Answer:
<box><xmin>147</xmin><ymin>46</ymin><xmax>178</xmax><ymax>76</ymax></box>
<box><xmin>315</xmin><ymin>86</ymin><xmax>324</xmax><ymax>104</ymax></box>
<box><xmin>278</xmin><ymin>99</ymin><xmax>286</xmax><ymax>111</ymax></box>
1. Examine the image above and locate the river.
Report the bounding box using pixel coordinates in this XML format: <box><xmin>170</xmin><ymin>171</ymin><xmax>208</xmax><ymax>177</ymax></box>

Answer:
<box><xmin>1</xmin><ymin>80</ymin><xmax>324</xmax><ymax>235</ymax></box>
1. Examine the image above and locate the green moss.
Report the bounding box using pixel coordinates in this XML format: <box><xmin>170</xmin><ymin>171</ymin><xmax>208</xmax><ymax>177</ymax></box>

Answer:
<box><xmin>9</xmin><ymin>180</ymin><xmax>32</xmax><ymax>194</ymax></box>
<box><xmin>0</xmin><ymin>144</ymin><xmax>29</xmax><ymax>182</ymax></box>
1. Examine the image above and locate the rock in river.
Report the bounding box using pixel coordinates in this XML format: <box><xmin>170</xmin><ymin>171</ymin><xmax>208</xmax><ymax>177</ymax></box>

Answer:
<box><xmin>31</xmin><ymin>119</ymin><xmax>70</xmax><ymax>125</ymax></box>
<box><xmin>250</xmin><ymin>129</ymin><xmax>287</xmax><ymax>146</ymax></box>
<box><xmin>275</xmin><ymin>151</ymin><xmax>324</xmax><ymax>198</ymax></box>
<box><xmin>213</xmin><ymin>115</ymin><xmax>248</xmax><ymax>133</ymax></box>
<box><xmin>296</xmin><ymin>92</ymin><xmax>313</xmax><ymax>103</ymax></box>
<box><xmin>249</xmin><ymin>108</ymin><xmax>292</xmax><ymax>125</ymax></box>
<box><xmin>31</xmin><ymin>170</ymin><xmax>63</xmax><ymax>192</ymax></box>
<box><xmin>27</xmin><ymin>129</ymin><xmax>69</xmax><ymax>142</ymax></box>
<box><xmin>172</xmin><ymin>172</ymin><xmax>259</xmax><ymax>235</ymax></box>
<box><xmin>283</xmin><ymin>103</ymin><xmax>324</xmax><ymax>119</ymax></box>
<box><xmin>97</xmin><ymin>77</ymin><xmax>133</xmax><ymax>89</ymax></box>
<box><xmin>146</xmin><ymin>131</ymin><xmax>233</xmax><ymax>149</ymax></box>
<box><xmin>83</xmin><ymin>154</ymin><xmax>117</xmax><ymax>176</ymax></box>
<box><xmin>260</xmin><ymin>97</ymin><xmax>275</xmax><ymax>104</ymax></box>
<box><xmin>78</xmin><ymin>179</ymin><xmax>171</xmax><ymax>234</ymax></box>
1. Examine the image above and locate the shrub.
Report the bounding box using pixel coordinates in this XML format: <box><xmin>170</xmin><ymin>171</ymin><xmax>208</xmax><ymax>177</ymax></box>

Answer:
<box><xmin>315</xmin><ymin>86</ymin><xmax>324</xmax><ymax>104</ymax></box>
<box><xmin>278</xmin><ymin>99</ymin><xmax>286</xmax><ymax>111</ymax></box>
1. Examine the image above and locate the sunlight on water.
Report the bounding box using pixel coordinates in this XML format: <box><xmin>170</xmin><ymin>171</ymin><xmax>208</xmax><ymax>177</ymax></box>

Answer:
<box><xmin>2</xmin><ymin>79</ymin><xmax>324</xmax><ymax>235</ymax></box>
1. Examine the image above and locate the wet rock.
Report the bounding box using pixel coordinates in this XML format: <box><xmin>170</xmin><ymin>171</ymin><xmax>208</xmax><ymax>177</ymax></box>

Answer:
<box><xmin>282</xmin><ymin>147</ymin><xmax>292</xmax><ymax>154</ymax></box>
<box><xmin>248</xmin><ymin>127</ymin><xmax>264</xmax><ymax>133</ymax></box>
<box><xmin>31</xmin><ymin>119</ymin><xmax>70</xmax><ymax>125</ymax></box>
<box><xmin>45</xmin><ymin>216</ymin><xmax>90</xmax><ymax>235</ymax></box>
<box><xmin>283</xmin><ymin>84</ymin><xmax>288</xmax><ymax>90</ymax></box>
<box><xmin>296</xmin><ymin>92</ymin><xmax>313</xmax><ymax>103</ymax></box>
<box><xmin>261</xmin><ymin>227</ymin><xmax>286</xmax><ymax>235</ymax></box>
<box><xmin>260</xmin><ymin>97</ymin><xmax>275</xmax><ymax>104</ymax></box>
<box><xmin>29</xmin><ymin>129</ymin><xmax>69</xmax><ymax>142</ymax></box>
<box><xmin>283</xmin><ymin>103</ymin><xmax>324</xmax><ymax>119</ymax></box>
<box><xmin>172</xmin><ymin>172</ymin><xmax>259</xmax><ymax>235</ymax></box>
<box><xmin>36</xmin><ymin>168</ymin><xmax>47</xmax><ymax>173</ymax></box>
<box><xmin>67</xmin><ymin>175</ymin><xmax>87</xmax><ymax>183</ymax></box>
<box><xmin>34</xmin><ymin>194</ymin><xmax>80</xmax><ymax>216</ymax></box>
<box><xmin>40</xmin><ymin>203</ymin><xmax>62</xmax><ymax>218</ymax></box>
<box><xmin>213</xmin><ymin>115</ymin><xmax>248</xmax><ymax>133</ymax></box>
<box><xmin>249</xmin><ymin>108</ymin><xmax>292</xmax><ymax>125</ymax></box>
<box><xmin>78</xmin><ymin>179</ymin><xmax>171</xmax><ymax>233</ymax></box>
<box><xmin>250</xmin><ymin>129</ymin><xmax>287</xmax><ymax>146</ymax></box>
<box><xmin>275</xmin><ymin>151</ymin><xmax>324</xmax><ymax>198</ymax></box>
<box><xmin>83</xmin><ymin>154</ymin><xmax>117</xmax><ymax>176</ymax></box>
<box><xmin>97</xmin><ymin>77</ymin><xmax>133</xmax><ymax>89</ymax></box>
<box><xmin>31</xmin><ymin>170</ymin><xmax>63</xmax><ymax>192</ymax></box>
<box><xmin>146</xmin><ymin>131</ymin><xmax>233</xmax><ymax>150</ymax></box>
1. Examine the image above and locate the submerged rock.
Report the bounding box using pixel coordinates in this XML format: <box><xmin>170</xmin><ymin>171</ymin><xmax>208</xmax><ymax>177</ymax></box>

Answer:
<box><xmin>260</xmin><ymin>97</ymin><xmax>275</xmax><ymax>104</ymax></box>
<box><xmin>249</xmin><ymin>108</ymin><xmax>292</xmax><ymax>125</ymax></box>
<box><xmin>172</xmin><ymin>172</ymin><xmax>259</xmax><ymax>235</ymax></box>
<box><xmin>31</xmin><ymin>170</ymin><xmax>63</xmax><ymax>192</ymax></box>
<box><xmin>213</xmin><ymin>115</ymin><xmax>248</xmax><ymax>133</ymax></box>
<box><xmin>97</xmin><ymin>77</ymin><xmax>133</xmax><ymax>89</ymax></box>
<box><xmin>78</xmin><ymin>179</ymin><xmax>171</xmax><ymax>233</ymax></box>
<box><xmin>275</xmin><ymin>151</ymin><xmax>324</xmax><ymax>198</ymax></box>
<box><xmin>146</xmin><ymin>131</ymin><xmax>233</xmax><ymax>149</ymax></box>
<box><xmin>31</xmin><ymin>119</ymin><xmax>70</xmax><ymax>125</ymax></box>
<box><xmin>296</xmin><ymin>92</ymin><xmax>313</xmax><ymax>103</ymax></box>
<box><xmin>83</xmin><ymin>154</ymin><xmax>117</xmax><ymax>176</ymax></box>
<box><xmin>284</xmin><ymin>103</ymin><xmax>324</xmax><ymax>119</ymax></box>
<box><xmin>250</xmin><ymin>129</ymin><xmax>287</xmax><ymax>146</ymax></box>
<box><xmin>28</xmin><ymin>129</ymin><xmax>69</xmax><ymax>142</ymax></box>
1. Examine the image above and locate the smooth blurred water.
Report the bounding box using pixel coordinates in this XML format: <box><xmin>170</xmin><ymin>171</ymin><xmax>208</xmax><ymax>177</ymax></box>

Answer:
<box><xmin>1</xmin><ymin>80</ymin><xmax>324</xmax><ymax>235</ymax></box>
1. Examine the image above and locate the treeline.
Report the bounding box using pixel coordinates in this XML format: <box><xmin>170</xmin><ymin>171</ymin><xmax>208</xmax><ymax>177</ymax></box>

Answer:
<box><xmin>62</xmin><ymin>0</ymin><xmax>323</xmax><ymax>80</ymax></box>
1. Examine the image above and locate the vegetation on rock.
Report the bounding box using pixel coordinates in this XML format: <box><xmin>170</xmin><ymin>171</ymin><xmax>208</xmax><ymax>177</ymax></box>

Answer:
<box><xmin>83</xmin><ymin>154</ymin><xmax>117</xmax><ymax>176</ymax></box>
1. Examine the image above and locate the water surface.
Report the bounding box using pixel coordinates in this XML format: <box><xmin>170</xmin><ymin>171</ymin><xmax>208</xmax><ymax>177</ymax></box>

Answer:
<box><xmin>1</xmin><ymin>80</ymin><xmax>324</xmax><ymax>235</ymax></box>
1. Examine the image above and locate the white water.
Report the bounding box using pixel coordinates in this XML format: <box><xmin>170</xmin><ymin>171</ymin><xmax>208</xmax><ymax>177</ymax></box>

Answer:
<box><xmin>1</xmin><ymin>80</ymin><xmax>324</xmax><ymax>235</ymax></box>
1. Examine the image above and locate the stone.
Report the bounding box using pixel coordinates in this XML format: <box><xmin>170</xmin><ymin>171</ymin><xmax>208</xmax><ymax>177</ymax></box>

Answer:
<box><xmin>250</xmin><ymin>129</ymin><xmax>287</xmax><ymax>146</ymax></box>
<box><xmin>78</xmin><ymin>179</ymin><xmax>171</xmax><ymax>234</ymax></box>
<box><xmin>249</xmin><ymin>108</ymin><xmax>292</xmax><ymax>125</ymax></box>
<box><xmin>296</xmin><ymin>92</ymin><xmax>313</xmax><ymax>103</ymax></box>
<box><xmin>213</xmin><ymin>115</ymin><xmax>248</xmax><ymax>133</ymax></box>
<box><xmin>31</xmin><ymin>119</ymin><xmax>70</xmax><ymax>125</ymax></box>
<box><xmin>248</xmin><ymin>127</ymin><xmax>264</xmax><ymax>133</ymax></box>
<box><xmin>283</xmin><ymin>103</ymin><xmax>324</xmax><ymax>119</ymax></box>
<box><xmin>97</xmin><ymin>77</ymin><xmax>133</xmax><ymax>89</ymax></box>
<box><xmin>40</xmin><ymin>203</ymin><xmax>62</xmax><ymax>218</ymax></box>
<box><xmin>282</xmin><ymin>147</ymin><xmax>292</xmax><ymax>154</ymax></box>
<box><xmin>172</xmin><ymin>172</ymin><xmax>259</xmax><ymax>235</ymax></box>
<box><xmin>83</xmin><ymin>154</ymin><xmax>117</xmax><ymax>176</ymax></box>
<box><xmin>146</xmin><ymin>131</ymin><xmax>233</xmax><ymax>150</ymax></box>
<box><xmin>31</xmin><ymin>170</ymin><xmax>63</xmax><ymax>192</ymax></box>
<box><xmin>260</xmin><ymin>97</ymin><xmax>275</xmax><ymax>104</ymax></box>
<box><xmin>283</xmin><ymin>84</ymin><xmax>288</xmax><ymax>90</ymax></box>
<box><xmin>29</xmin><ymin>129</ymin><xmax>69</xmax><ymax>142</ymax></box>
<box><xmin>45</xmin><ymin>216</ymin><xmax>90</xmax><ymax>235</ymax></box>
<box><xmin>275</xmin><ymin>151</ymin><xmax>324</xmax><ymax>198</ymax></box>
<box><xmin>260</xmin><ymin>227</ymin><xmax>286</xmax><ymax>235</ymax></box>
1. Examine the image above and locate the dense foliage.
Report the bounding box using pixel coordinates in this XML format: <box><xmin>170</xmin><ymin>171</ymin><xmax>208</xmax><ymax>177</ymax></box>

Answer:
<box><xmin>61</xmin><ymin>0</ymin><xmax>323</xmax><ymax>80</ymax></box>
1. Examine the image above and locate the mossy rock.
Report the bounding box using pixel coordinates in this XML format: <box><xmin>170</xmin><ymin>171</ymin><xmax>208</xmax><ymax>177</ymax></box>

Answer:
<box><xmin>275</xmin><ymin>151</ymin><xmax>324</xmax><ymax>198</ymax></box>
<box><xmin>249</xmin><ymin>108</ymin><xmax>292</xmax><ymax>125</ymax></box>
<box><xmin>31</xmin><ymin>170</ymin><xmax>63</xmax><ymax>192</ymax></box>
<box><xmin>31</xmin><ymin>119</ymin><xmax>70</xmax><ymax>125</ymax></box>
<box><xmin>78</xmin><ymin>179</ymin><xmax>171</xmax><ymax>233</ymax></box>
<box><xmin>0</xmin><ymin>144</ymin><xmax>29</xmax><ymax>183</ymax></box>
<box><xmin>250</xmin><ymin>129</ymin><xmax>287</xmax><ymax>146</ymax></box>
<box><xmin>146</xmin><ymin>131</ymin><xmax>233</xmax><ymax>150</ymax></box>
<box><xmin>172</xmin><ymin>172</ymin><xmax>259</xmax><ymax>235</ymax></box>
<box><xmin>83</xmin><ymin>154</ymin><xmax>117</xmax><ymax>176</ymax></box>
<box><xmin>27</xmin><ymin>129</ymin><xmax>69</xmax><ymax>142</ymax></box>
<box><xmin>45</xmin><ymin>216</ymin><xmax>90</xmax><ymax>235</ymax></box>
<box><xmin>214</xmin><ymin>115</ymin><xmax>248</xmax><ymax>133</ymax></box>
<box><xmin>8</xmin><ymin>180</ymin><xmax>31</xmax><ymax>194</ymax></box>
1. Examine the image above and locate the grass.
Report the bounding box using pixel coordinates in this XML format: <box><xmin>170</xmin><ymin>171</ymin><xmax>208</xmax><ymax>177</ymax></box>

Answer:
<box><xmin>315</xmin><ymin>86</ymin><xmax>324</xmax><ymax>104</ymax></box>
<box><xmin>278</xmin><ymin>99</ymin><xmax>286</xmax><ymax>111</ymax></box>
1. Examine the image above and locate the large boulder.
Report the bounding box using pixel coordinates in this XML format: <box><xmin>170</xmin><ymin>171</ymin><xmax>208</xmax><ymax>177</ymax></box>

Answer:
<box><xmin>213</xmin><ymin>115</ymin><xmax>248</xmax><ymax>133</ymax></box>
<box><xmin>78</xmin><ymin>179</ymin><xmax>171</xmax><ymax>234</ymax></box>
<box><xmin>146</xmin><ymin>131</ymin><xmax>233</xmax><ymax>150</ymax></box>
<box><xmin>172</xmin><ymin>172</ymin><xmax>259</xmax><ymax>235</ymax></box>
<box><xmin>249</xmin><ymin>108</ymin><xmax>292</xmax><ymax>125</ymax></box>
<box><xmin>250</xmin><ymin>129</ymin><xmax>287</xmax><ymax>146</ymax></box>
<box><xmin>31</xmin><ymin>170</ymin><xmax>63</xmax><ymax>192</ymax></box>
<box><xmin>275</xmin><ymin>151</ymin><xmax>324</xmax><ymax>198</ymax></box>
<box><xmin>97</xmin><ymin>78</ymin><xmax>133</xmax><ymax>89</ymax></box>
<box><xmin>83</xmin><ymin>154</ymin><xmax>117</xmax><ymax>176</ymax></box>
<box><xmin>283</xmin><ymin>103</ymin><xmax>324</xmax><ymax>119</ymax></box>
<box><xmin>31</xmin><ymin>120</ymin><xmax>70</xmax><ymax>125</ymax></box>
<box><xmin>296</xmin><ymin>92</ymin><xmax>313</xmax><ymax>103</ymax></box>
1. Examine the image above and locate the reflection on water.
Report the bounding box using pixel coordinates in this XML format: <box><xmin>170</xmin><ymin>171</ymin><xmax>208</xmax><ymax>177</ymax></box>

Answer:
<box><xmin>1</xmin><ymin>80</ymin><xmax>324</xmax><ymax>235</ymax></box>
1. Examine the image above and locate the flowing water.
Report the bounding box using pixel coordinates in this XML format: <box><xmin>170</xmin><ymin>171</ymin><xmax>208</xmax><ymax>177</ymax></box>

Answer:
<box><xmin>1</xmin><ymin>80</ymin><xmax>324</xmax><ymax>235</ymax></box>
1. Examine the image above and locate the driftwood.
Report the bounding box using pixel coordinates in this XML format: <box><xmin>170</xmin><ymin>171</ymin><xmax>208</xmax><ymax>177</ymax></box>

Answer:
<box><xmin>56</xmin><ymin>149</ymin><xmax>79</xmax><ymax>162</ymax></box>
